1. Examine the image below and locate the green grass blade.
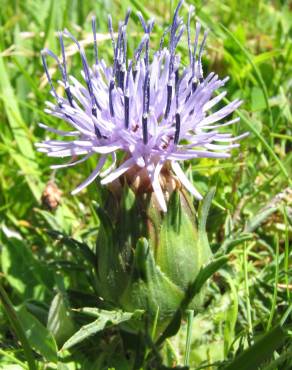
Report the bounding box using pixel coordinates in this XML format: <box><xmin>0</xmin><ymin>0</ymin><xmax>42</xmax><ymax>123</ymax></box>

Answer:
<box><xmin>219</xmin><ymin>23</ymin><xmax>274</xmax><ymax>132</ymax></box>
<box><xmin>223</xmin><ymin>325</ymin><xmax>287</xmax><ymax>370</ymax></box>
<box><xmin>0</xmin><ymin>281</ymin><xmax>37</xmax><ymax>370</ymax></box>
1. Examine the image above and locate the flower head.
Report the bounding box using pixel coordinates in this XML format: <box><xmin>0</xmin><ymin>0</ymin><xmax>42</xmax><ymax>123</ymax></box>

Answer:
<box><xmin>37</xmin><ymin>0</ymin><xmax>248</xmax><ymax>211</ymax></box>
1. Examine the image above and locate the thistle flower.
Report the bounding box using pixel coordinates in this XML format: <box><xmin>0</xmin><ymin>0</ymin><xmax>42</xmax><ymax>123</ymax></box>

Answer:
<box><xmin>37</xmin><ymin>0</ymin><xmax>248</xmax><ymax>211</ymax></box>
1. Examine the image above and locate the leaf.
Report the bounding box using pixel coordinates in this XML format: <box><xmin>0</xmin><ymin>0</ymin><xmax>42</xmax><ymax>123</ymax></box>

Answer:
<box><xmin>198</xmin><ymin>187</ymin><xmax>216</xmax><ymax>234</ymax></box>
<box><xmin>156</xmin><ymin>256</ymin><xmax>228</xmax><ymax>345</ymax></box>
<box><xmin>157</xmin><ymin>191</ymin><xmax>211</xmax><ymax>291</ymax></box>
<box><xmin>184</xmin><ymin>255</ymin><xmax>229</xmax><ymax>306</ymax></box>
<box><xmin>47</xmin><ymin>230</ymin><xmax>96</xmax><ymax>268</ymax></box>
<box><xmin>245</xmin><ymin>207</ymin><xmax>277</xmax><ymax>233</ymax></box>
<box><xmin>0</xmin><ymin>56</ymin><xmax>43</xmax><ymax>201</ymax></box>
<box><xmin>1</xmin><ymin>237</ymin><xmax>54</xmax><ymax>299</ymax></box>
<box><xmin>223</xmin><ymin>325</ymin><xmax>287</xmax><ymax>370</ymax></box>
<box><xmin>220</xmin><ymin>233</ymin><xmax>254</xmax><ymax>254</ymax></box>
<box><xmin>47</xmin><ymin>292</ymin><xmax>75</xmax><ymax>346</ymax></box>
<box><xmin>62</xmin><ymin>309</ymin><xmax>143</xmax><ymax>350</ymax></box>
<box><xmin>0</xmin><ymin>283</ymin><xmax>37</xmax><ymax>370</ymax></box>
<box><xmin>121</xmin><ymin>238</ymin><xmax>184</xmax><ymax>320</ymax></box>
<box><xmin>16</xmin><ymin>306</ymin><xmax>58</xmax><ymax>363</ymax></box>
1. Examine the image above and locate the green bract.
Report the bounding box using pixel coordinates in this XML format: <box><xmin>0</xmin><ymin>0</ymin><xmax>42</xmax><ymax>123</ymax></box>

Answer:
<box><xmin>95</xmin><ymin>187</ymin><xmax>212</xmax><ymax>331</ymax></box>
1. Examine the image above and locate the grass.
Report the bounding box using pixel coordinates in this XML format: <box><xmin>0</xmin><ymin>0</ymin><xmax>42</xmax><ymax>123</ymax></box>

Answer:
<box><xmin>0</xmin><ymin>0</ymin><xmax>291</xmax><ymax>369</ymax></box>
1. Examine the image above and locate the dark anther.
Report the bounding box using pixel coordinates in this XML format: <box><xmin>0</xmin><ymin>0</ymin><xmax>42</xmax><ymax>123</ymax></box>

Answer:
<box><xmin>174</xmin><ymin>112</ymin><xmax>181</xmax><ymax>144</ymax></box>
<box><xmin>164</xmin><ymin>84</ymin><xmax>172</xmax><ymax>119</ymax></box>
<box><xmin>199</xmin><ymin>77</ymin><xmax>204</xmax><ymax>84</ymax></box>
<box><xmin>118</xmin><ymin>68</ymin><xmax>125</xmax><ymax>90</ymax></box>
<box><xmin>175</xmin><ymin>70</ymin><xmax>179</xmax><ymax>89</ymax></box>
<box><xmin>109</xmin><ymin>80</ymin><xmax>115</xmax><ymax>117</ymax></box>
<box><xmin>65</xmin><ymin>87</ymin><xmax>74</xmax><ymax>107</ymax></box>
<box><xmin>91</xmin><ymin>106</ymin><xmax>102</xmax><ymax>138</ymax></box>
<box><xmin>124</xmin><ymin>95</ymin><xmax>129</xmax><ymax>128</ymax></box>
<box><xmin>192</xmin><ymin>80</ymin><xmax>197</xmax><ymax>93</ymax></box>
<box><xmin>142</xmin><ymin>114</ymin><xmax>148</xmax><ymax>144</ymax></box>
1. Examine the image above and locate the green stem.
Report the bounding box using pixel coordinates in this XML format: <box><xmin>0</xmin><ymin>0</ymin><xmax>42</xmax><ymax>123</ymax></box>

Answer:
<box><xmin>184</xmin><ymin>310</ymin><xmax>194</xmax><ymax>366</ymax></box>
<box><xmin>0</xmin><ymin>281</ymin><xmax>37</xmax><ymax>370</ymax></box>
<box><xmin>282</xmin><ymin>206</ymin><xmax>290</xmax><ymax>302</ymax></box>
<box><xmin>266</xmin><ymin>235</ymin><xmax>280</xmax><ymax>331</ymax></box>
<box><xmin>243</xmin><ymin>242</ymin><xmax>253</xmax><ymax>340</ymax></box>
<box><xmin>0</xmin><ymin>348</ymin><xmax>28</xmax><ymax>369</ymax></box>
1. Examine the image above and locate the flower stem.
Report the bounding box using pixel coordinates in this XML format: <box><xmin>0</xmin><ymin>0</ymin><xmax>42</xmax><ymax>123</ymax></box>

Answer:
<box><xmin>184</xmin><ymin>309</ymin><xmax>194</xmax><ymax>366</ymax></box>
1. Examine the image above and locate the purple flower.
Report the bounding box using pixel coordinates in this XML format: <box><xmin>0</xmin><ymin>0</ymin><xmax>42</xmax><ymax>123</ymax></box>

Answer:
<box><xmin>37</xmin><ymin>0</ymin><xmax>248</xmax><ymax>211</ymax></box>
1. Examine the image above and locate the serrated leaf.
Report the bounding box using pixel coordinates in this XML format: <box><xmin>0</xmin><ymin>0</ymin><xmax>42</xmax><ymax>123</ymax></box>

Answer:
<box><xmin>62</xmin><ymin>309</ymin><xmax>143</xmax><ymax>350</ymax></box>
<box><xmin>245</xmin><ymin>207</ymin><xmax>277</xmax><ymax>233</ymax></box>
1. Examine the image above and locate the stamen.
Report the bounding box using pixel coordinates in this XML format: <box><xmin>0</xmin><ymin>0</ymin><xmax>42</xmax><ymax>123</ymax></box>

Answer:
<box><xmin>108</xmin><ymin>15</ymin><xmax>116</xmax><ymax>55</ymax></box>
<box><xmin>142</xmin><ymin>114</ymin><xmax>148</xmax><ymax>144</ymax></box>
<box><xmin>142</xmin><ymin>71</ymin><xmax>150</xmax><ymax>144</ymax></box>
<box><xmin>41</xmin><ymin>51</ymin><xmax>61</xmax><ymax>106</ymax></box>
<box><xmin>137</xmin><ymin>11</ymin><xmax>147</xmax><ymax>32</ymax></box>
<box><xmin>192</xmin><ymin>79</ymin><xmax>197</xmax><ymax>92</ymax></box>
<box><xmin>124</xmin><ymin>95</ymin><xmax>130</xmax><ymax>128</ymax></box>
<box><xmin>134</xmin><ymin>34</ymin><xmax>149</xmax><ymax>63</ymax></box>
<box><xmin>92</xmin><ymin>16</ymin><xmax>99</xmax><ymax>65</ymax></box>
<box><xmin>192</xmin><ymin>22</ymin><xmax>201</xmax><ymax>78</ymax></box>
<box><xmin>59</xmin><ymin>33</ymin><xmax>74</xmax><ymax>107</ymax></box>
<box><xmin>187</xmin><ymin>5</ymin><xmax>195</xmax><ymax>64</ymax></box>
<box><xmin>175</xmin><ymin>70</ymin><xmax>179</xmax><ymax>89</ymax></box>
<box><xmin>170</xmin><ymin>0</ymin><xmax>184</xmax><ymax>45</ymax></box>
<box><xmin>174</xmin><ymin>112</ymin><xmax>181</xmax><ymax>144</ymax></box>
<box><xmin>118</xmin><ymin>63</ymin><xmax>126</xmax><ymax>90</ymax></box>
<box><xmin>59</xmin><ymin>32</ymin><xmax>68</xmax><ymax>82</ymax></box>
<box><xmin>113</xmin><ymin>21</ymin><xmax>124</xmax><ymax>77</ymax></box>
<box><xmin>143</xmin><ymin>70</ymin><xmax>150</xmax><ymax>114</ymax></box>
<box><xmin>174</xmin><ymin>24</ymin><xmax>185</xmax><ymax>49</ymax></box>
<box><xmin>109</xmin><ymin>79</ymin><xmax>115</xmax><ymax>117</ymax></box>
<box><xmin>125</xmin><ymin>60</ymin><xmax>133</xmax><ymax>90</ymax></box>
<box><xmin>164</xmin><ymin>82</ymin><xmax>173</xmax><ymax>119</ymax></box>
<box><xmin>124</xmin><ymin>8</ymin><xmax>131</xmax><ymax>26</ymax></box>
<box><xmin>145</xmin><ymin>19</ymin><xmax>155</xmax><ymax>68</ymax></box>
<box><xmin>91</xmin><ymin>106</ymin><xmax>102</xmax><ymax>138</ymax></box>
<box><xmin>122</xmin><ymin>25</ymin><xmax>127</xmax><ymax>64</ymax></box>
<box><xmin>42</xmin><ymin>48</ymin><xmax>65</xmax><ymax>84</ymax></box>
<box><xmin>159</xmin><ymin>25</ymin><xmax>171</xmax><ymax>53</ymax></box>
<box><xmin>198</xmin><ymin>30</ymin><xmax>208</xmax><ymax>79</ymax></box>
<box><xmin>64</xmin><ymin>29</ymin><xmax>100</xmax><ymax>110</ymax></box>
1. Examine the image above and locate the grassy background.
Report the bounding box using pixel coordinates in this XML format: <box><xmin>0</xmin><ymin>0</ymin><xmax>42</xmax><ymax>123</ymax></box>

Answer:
<box><xmin>0</xmin><ymin>0</ymin><xmax>291</xmax><ymax>369</ymax></box>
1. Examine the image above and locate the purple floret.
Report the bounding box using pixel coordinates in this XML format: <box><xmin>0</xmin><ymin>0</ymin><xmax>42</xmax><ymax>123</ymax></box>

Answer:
<box><xmin>37</xmin><ymin>0</ymin><xmax>248</xmax><ymax>211</ymax></box>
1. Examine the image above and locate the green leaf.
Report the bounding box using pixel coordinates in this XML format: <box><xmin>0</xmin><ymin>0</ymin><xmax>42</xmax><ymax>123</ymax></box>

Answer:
<box><xmin>47</xmin><ymin>230</ymin><xmax>96</xmax><ymax>268</ymax></box>
<box><xmin>16</xmin><ymin>305</ymin><xmax>58</xmax><ymax>363</ymax></box>
<box><xmin>62</xmin><ymin>309</ymin><xmax>143</xmax><ymax>350</ymax></box>
<box><xmin>0</xmin><ymin>282</ymin><xmax>37</xmax><ymax>370</ymax></box>
<box><xmin>157</xmin><ymin>255</ymin><xmax>228</xmax><ymax>345</ymax></box>
<box><xmin>184</xmin><ymin>255</ymin><xmax>228</xmax><ymax>307</ymax></box>
<box><xmin>121</xmin><ymin>238</ymin><xmax>184</xmax><ymax>321</ymax></box>
<box><xmin>223</xmin><ymin>325</ymin><xmax>287</xmax><ymax>370</ymax></box>
<box><xmin>157</xmin><ymin>190</ymin><xmax>211</xmax><ymax>291</ymax></box>
<box><xmin>198</xmin><ymin>187</ymin><xmax>216</xmax><ymax>234</ymax></box>
<box><xmin>0</xmin><ymin>56</ymin><xmax>43</xmax><ymax>201</ymax></box>
<box><xmin>47</xmin><ymin>292</ymin><xmax>75</xmax><ymax>346</ymax></box>
<box><xmin>245</xmin><ymin>207</ymin><xmax>277</xmax><ymax>233</ymax></box>
<box><xmin>1</xmin><ymin>237</ymin><xmax>54</xmax><ymax>299</ymax></box>
<box><xmin>220</xmin><ymin>233</ymin><xmax>254</xmax><ymax>254</ymax></box>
